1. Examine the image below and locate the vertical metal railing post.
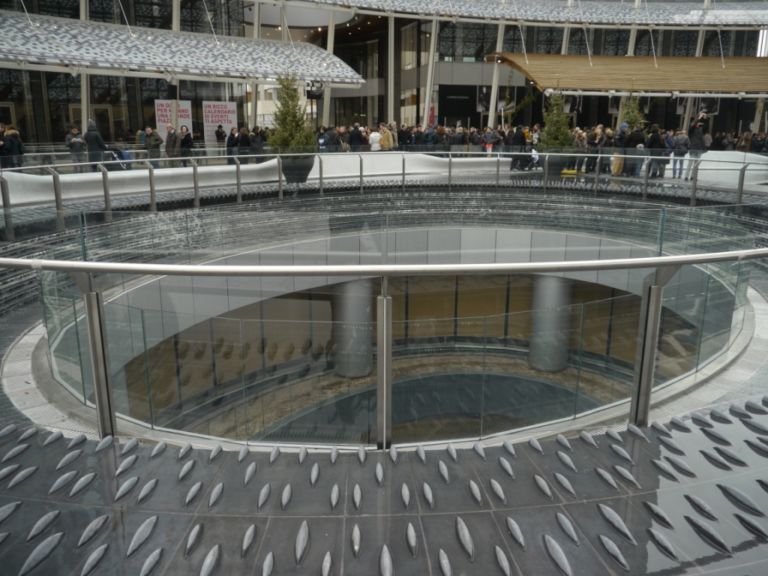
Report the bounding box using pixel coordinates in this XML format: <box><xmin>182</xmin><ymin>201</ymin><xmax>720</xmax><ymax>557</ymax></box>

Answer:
<box><xmin>630</xmin><ymin>265</ymin><xmax>679</xmax><ymax>426</ymax></box>
<box><xmin>46</xmin><ymin>167</ymin><xmax>64</xmax><ymax>230</ymax></box>
<box><xmin>736</xmin><ymin>163</ymin><xmax>749</xmax><ymax>206</ymax></box>
<box><xmin>234</xmin><ymin>157</ymin><xmax>242</xmax><ymax>203</ymax></box>
<box><xmin>594</xmin><ymin>154</ymin><xmax>601</xmax><ymax>192</ymax></box>
<box><xmin>642</xmin><ymin>156</ymin><xmax>650</xmax><ymax>200</ymax></box>
<box><xmin>191</xmin><ymin>160</ymin><xmax>200</xmax><ymax>208</ymax></box>
<box><xmin>0</xmin><ymin>175</ymin><xmax>14</xmax><ymax>241</ymax></box>
<box><xmin>376</xmin><ymin>278</ymin><xmax>392</xmax><ymax>449</ymax></box>
<box><xmin>448</xmin><ymin>153</ymin><xmax>452</xmax><ymax>193</ymax></box>
<box><xmin>277</xmin><ymin>156</ymin><xmax>284</xmax><ymax>199</ymax></box>
<box><xmin>496</xmin><ymin>153</ymin><xmax>501</xmax><ymax>187</ymax></box>
<box><xmin>690</xmin><ymin>159</ymin><xmax>701</xmax><ymax>206</ymax></box>
<box><xmin>97</xmin><ymin>164</ymin><xmax>112</xmax><ymax>223</ymax></box>
<box><xmin>401</xmin><ymin>154</ymin><xmax>406</xmax><ymax>193</ymax></box>
<box><xmin>359</xmin><ymin>154</ymin><xmax>364</xmax><ymax>194</ymax></box>
<box><xmin>141</xmin><ymin>162</ymin><xmax>157</xmax><ymax>212</ymax></box>
<box><xmin>318</xmin><ymin>155</ymin><xmax>324</xmax><ymax>196</ymax></box>
<box><xmin>543</xmin><ymin>154</ymin><xmax>549</xmax><ymax>192</ymax></box>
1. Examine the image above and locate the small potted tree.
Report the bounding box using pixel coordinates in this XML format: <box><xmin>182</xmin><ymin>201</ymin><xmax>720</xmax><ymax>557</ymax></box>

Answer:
<box><xmin>539</xmin><ymin>91</ymin><xmax>573</xmax><ymax>179</ymax></box>
<box><xmin>270</xmin><ymin>76</ymin><xmax>316</xmax><ymax>183</ymax></box>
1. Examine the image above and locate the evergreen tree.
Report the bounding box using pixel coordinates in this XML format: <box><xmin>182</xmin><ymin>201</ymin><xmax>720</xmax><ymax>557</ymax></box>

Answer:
<box><xmin>270</xmin><ymin>76</ymin><xmax>315</xmax><ymax>152</ymax></box>
<box><xmin>618</xmin><ymin>96</ymin><xmax>646</xmax><ymax>131</ymax></box>
<box><xmin>540</xmin><ymin>92</ymin><xmax>573</xmax><ymax>149</ymax></box>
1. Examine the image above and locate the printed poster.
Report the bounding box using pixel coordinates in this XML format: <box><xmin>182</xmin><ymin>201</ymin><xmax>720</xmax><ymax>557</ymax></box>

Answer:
<box><xmin>203</xmin><ymin>101</ymin><xmax>238</xmax><ymax>144</ymax></box>
<box><xmin>154</xmin><ymin>99</ymin><xmax>192</xmax><ymax>128</ymax></box>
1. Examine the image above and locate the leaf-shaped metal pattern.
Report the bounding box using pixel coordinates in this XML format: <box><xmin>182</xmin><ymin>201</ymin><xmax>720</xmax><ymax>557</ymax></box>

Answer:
<box><xmin>650</xmin><ymin>459</ymin><xmax>678</xmax><ymax>481</ymax></box>
<box><xmin>0</xmin><ymin>501</ymin><xmax>21</xmax><ymax>525</ymax></box>
<box><xmin>714</xmin><ymin>446</ymin><xmax>748</xmax><ymax>467</ymax></box>
<box><xmin>379</xmin><ymin>544</ymin><xmax>393</xmax><ymax>576</ymax></box>
<box><xmin>553</xmin><ymin>473</ymin><xmax>576</xmax><ymax>497</ymax></box>
<box><xmin>185</xmin><ymin>524</ymin><xmax>202</xmax><ymax>557</ymax></box>
<box><xmin>610</xmin><ymin>444</ymin><xmax>634</xmax><ymax>464</ymax></box>
<box><xmin>700</xmin><ymin>449</ymin><xmax>732</xmax><ymax>471</ymax></box>
<box><xmin>658</xmin><ymin>435</ymin><xmax>686</xmax><ymax>455</ymax></box>
<box><xmin>244</xmin><ymin>462</ymin><xmax>256</xmax><ymax>487</ymax></box>
<box><xmin>150</xmin><ymin>442</ymin><xmax>166</xmax><ymax>459</ymax></box>
<box><xmin>389</xmin><ymin>445</ymin><xmax>398</xmax><ymax>464</ymax></box>
<box><xmin>469</xmin><ymin>479</ymin><xmax>482</xmax><ymax>505</ymax></box>
<box><xmin>473</xmin><ymin>442</ymin><xmax>486</xmax><ymax>460</ymax></box>
<box><xmin>238</xmin><ymin>446</ymin><xmax>248</xmax><ymax>463</ymax></box>
<box><xmin>503</xmin><ymin>441</ymin><xmax>517</xmax><ymax>457</ymax></box>
<box><xmin>456</xmin><ymin>516</ymin><xmax>474</xmax><ymax>560</ymax></box>
<box><xmin>298</xmin><ymin>446</ymin><xmax>307</xmax><ymax>465</ymax></box>
<box><xmin>528</xmin><ymin>437</ymin><xmax>544</xmax><ymax>455</ymax></box>
<box><xmin>670</xmin><ymin>416</ymin><xmax>692</xmax><ymax>432</ymax></box>
<box><xmin>68</xmin><ymin>433</ymin><xmax>86</xmax><ymax>450</ymax></box>
<box><xmin>55</xmin><ymin>449</ymin><xmax>82</xmax><ymax>470</ymax></box>
<box><xmin>375</xmin><ymin>462</ymin><xmax>384</xmax><ymax>485</ymax></box>
<box><xmin>138</xmin><ymin>478</ymin><xmax>158</xmax><ymax>504</ymax></box>
<box><xmin>353</xmin><ymin>483</ymin><xmax>362</xmax><ymax>509</ymax></box>
<box><xmin>691</xmin><ymin>413</ymin><xmax>713</xmax><ymax>429</ymax></box>
<box><xmin>127</xmin><ymin>515</ymin><xmax>158</xmax><ymax>557</ymax></box>
<box><xmin>185</xmin><ymin>481</ymin><xmax>203</xmax><ymax>507</ymax></box>
<box><xmin>710</xmin><ymin>409</ymin><xmax>732</xmax><ymax>424</ymax></box>
<box><xmin>745</xmin><ymin>439</ymin><xmax>768</xmax><ymax>458</ymax></box>
<box><xmin>310</xmin><ymin>462</ymin><xmax>319</xmax><ymax>486</ymax></box>
<box><xmin>534</xmin><ymin>474</ymin><xmax>553</xmax><ymax>500</ymax></box>
<box><xmin>685</xmin><ymin>494</ymin><xmax>717</xmax><ymax>520</ymax></box>
<box><xmin>417</xmin><ymin>445</ymin><xmax>426</xmax><ymax>464</ymax></box>
<box><xmin>495</xmin><ymin>545</ymin><xmax>511</xmax><ymax>576</ymax></box>
<box><xmin>730</xmin><ymin>403</ymin><xmax>752</xmax><ymax>420</ymax></box>
<box><xmin>330</xmin><ymin>483</ymin><xmax>339</xmax><ymax>510</ymax></box>
<box><xmin>613</xmin><ymin>465</ymin><xmax>641</xmax><ymax>489</ymax></box>
<box><xmin>718</xmin><ymin>484</ymin><xmax>764</xmax><ymax>517</ymax></box>
<box><xmin>506</xmin><ymin>516</ymin><xmax>525</xmax><ymax>548</ymax></box>
<box><xmin>423</xmin><ymin>481</ymin><xmax>435</xmax><ymax>509</ymax></box>
<box><xmin>594</xmin><ymin>467</ymin><xmax>619</xmax><ymax>490</ymax></box>
<box><xmin>579</xmin><ymin>430</ymin><xmax>598</xmax><ymax>448</ymax></box>
<box><xmin>116</xmin><ymin>454</ymin><xmax>138</xmax><ymax>478</ymax></box>
<box><xmin>81</xmin><ymin>543</ymin><xmax>109</xmax><ymax>576</ymax></box>
<box><xmin>447</xmin><ymin>444</ymin><xmax>458</xmax><ymax>462</ymax></box>
<box><xmin>346</xmin><ymin>523</ymin><xmax>359</xmax><ymax>559</ymax></box>
<box><xmin>664</xmin><ymin>455</ymin><xmax>696</xmax><ymax>478</ymax></box>
<box><xmin>685</xmin><ymin>515</ymin><xmax>731</xmax><ymax>554</ymax></box>
<box><xmin>43</xmin><ymin>431</ymin><xmax>62</xmax><ymax>447</ymax></box>
<box><xmin>69</xmin><ymin>472</ymin><xmax>96</xmax><ymax>498</ymax></box>
<box><xmin>200</xmin><ymin>544</ymin><xmax>220</xmax><ymax>576</ymax></box>
<box><xmin>2</xmin><ymin>443</ymin><xmax>28</xmax><ymax>463</ymax></box>
<box><xmin>401</xmin><ymin>483</ymin><xmax>411</xmax><ymax>509</ymax></box>
<box><xmin>178</xmin><ymin>443</ymin><xmax>192</xmax><ymax>460</ymax></box>
<box><xmin>18</xmin><ymin>532</ymin><xmax>64</xmax><ymax>576</ymax></box>
<box><xmin>702</xmin><ymin>427</ymin><xmax>731</xmax><ymax>446</ymax></box>
<box><xmin>139</xmin><ymin>547</ymin><xmax>162</xmax><ymax>576</ymax></box>
<box><xmin>262</xmin><ymin>551</ymin><xmax>274</xmax><ymax>576</ymax></box>
<box><xmin>598</xmin><ymin>534</ymin><xmax>630</xmax><ymax>571</ymax></box>
<box><xmin>9</xmin><ymin>466</ymin><xmax>38</xmax><ymax>489</ymax></box>
<box><xmin>627</xmin><ymin>424</ymin><xmax>649</xmax><ymax>442</ymax></box>
<box><xmin>281</xmin><ymin>483</ymin><xmax>292</xmax><ymax>510</ymax></box>
<box><xmin>27</xmin><ymin>510</ymin><xmax>60</xmax><ymax>541</ymax></box>
<box><xmin>48</xmin><ymin>470</ymin><xmax>77</xmax><ymax>495</ymax></box>
<box><xmin>648</xmin><ymin>528</ymin><xmax>678</xmax><ymax>560</ymax></box>
<box><xmin>747</xmin><ymin>400</ymin><xmax>768</xmax><ymax>415</ymax></box>
<box><xmin>644</xmin><ymin>501</ymin><xmax>673</xmax><ymax>529</ymax></box>
<box><xmin>295</xmin><ymin>520</ymin><xmax>309</xmax><ymax>564</ymax></box>
<box><xmin>556</xmin><ymin>434</ymin><xmax>572</xmax><ymax>452</ymax></box>
<box><xmin>407</xmin><ymin>522</ymin><xmax>418</xmax><ymax>557</ymax></box>
<box><xmin>438</xmin><ymin>548</ymin><xmax>452</xmax><ymax>576</ymax></box>
<box><xmin>330</xmin><ymin>447</ymin><xmax>338</xmax><ymax>465</ymax></box>
<box><xmin>438</xmin><ymin>460</ymin><xmax>450</xmax><ymax>484</ymax></box>
<box><xmin>358</xmin><ymin>446</ymin><xmax>366</xmax><ymax>465</ymax></box>
<box><xmin>114</xmin><ymin>476</ymin><xmax>139</xmax><ymax>502</ymax></box>
<box><xmin>209</xmin><ymin>481</ymin><xmax>224</xmax><ymax>508</ymax></box>
<box><xmin>121</xmin><ymin>437</ymin><xmax>139</xmax><ymax>456</ymax></box>
<box><xmin>557</xmin><ymin>451</ymin><xmax>577</xmax><ymax>472</ymax></box>
<box><xmin>0</xmin><ymin>464</ymin><xmax>19</xmax><ymax>483</ymax></box>
<box><xmin>735</xmin><ymin>512</ymin><xmax>768</xmax><ymax>540</ymax></box>
<box><xmin>208</xmin><ymin>444</ymin><xmax>222</xmax><ymax>463</ymax></box>
<box><xmin>322</xmin><ymin>550</ymin><xmax>332</xmax><ymax>576</ymax></box>
<box><xmin>0</xmin><ymin>424</ymin><xmax>17</xmax><ymax>438</ymax></box>
<box><xmin>598</xmin><ymin>503</ymin><xmax>637</xmax><ymax>544</ymax></box>
<box><xmin>178</xmin><ymin>459</ymin><xmax>195</xmax><ymax>481</ymax></box>
<box><xmin>94</xmin><ymin>436</ymin><xmax>113</xmax><ymax>454</ymax></box>
<box><xmin>606</xmin><ymin>429</ymin><xmax>623</xmax><ymax>443</ymax></box>
<box><xmin>543</xmin><ymin>534</ymin><xmax>572</xmax><ymax>576</ymax></box>
<box><xmin>651</xmin><ymin>421</ymin><xmax>672</xmax><ymax>437</ymax></box>
<box><xmin>490</xmin><ymin>478</ymin><xmax>507</xmax><ymax>503</ymax></box>
<box><xmin>498</xmin><ymin>456</ymin><xmax>515</xmax><ymax>479</ymax></box>
<box><xmin>552</xmin><ymin>512</ymin><xmax>578</xmax><ymax>545</ymax></box>
<box><xmin>78</xmin><ymin>514</ymin><xmax>110</xmax><ymax>547</ymax></box>
<box><xmin>742</xmin><ymin>418</ymin><xmax>768</xmax><ymax>436</ymax></box>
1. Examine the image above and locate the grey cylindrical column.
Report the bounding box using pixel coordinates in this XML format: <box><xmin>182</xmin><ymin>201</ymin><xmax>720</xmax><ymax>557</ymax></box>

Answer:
<box><xmin>333</xmin><ymin>279</ymin><xmax>373</xmax><ymax>378</ymax></box>
<box><xmin>529</xmin><ymin>275</ymin><xmax>571</xmax><ymax>372</ymax></box>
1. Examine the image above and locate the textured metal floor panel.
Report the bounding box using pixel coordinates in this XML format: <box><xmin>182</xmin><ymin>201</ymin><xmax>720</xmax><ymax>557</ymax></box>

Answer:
<box><xmin>2</xmin><ymin>400</ymin><xmax>768</xmax><ymax>575</ymax></box>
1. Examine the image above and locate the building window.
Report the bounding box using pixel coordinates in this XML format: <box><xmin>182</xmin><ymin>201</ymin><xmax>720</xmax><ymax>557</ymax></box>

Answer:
<box><xmin>534</xmin><ymin>28</ymin><xmax>563</xmax><ymax>55</ymax></box>
<box><xmin>438</xmin><ymin>22</ymin><xmax>497</xmax><ymax>62</ymax></box>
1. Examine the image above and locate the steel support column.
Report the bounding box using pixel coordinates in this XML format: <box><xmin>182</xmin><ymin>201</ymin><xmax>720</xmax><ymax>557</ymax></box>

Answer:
<box><xmin>421</xmin><ymin>18</ymin><xmax>438</xmax><ymax>127</ymax></box>
<box><xmin>377</xmin><ymin>288</ymin><xmax>392</xmax><ymax>449</ymax></box>
<box><xmin>488</xmin><ymin>23</ymin><xmax>505</xmax><ymax>130</ymax></box>
<box><xmin>387</xmin><ymin>16</ymin><xmax>396</xmax><ymax>123</ymax></box>
<box><xmin>321</xmin><ymin>12</ymin><xmax>335</xmax><ymax>127</ymax></box>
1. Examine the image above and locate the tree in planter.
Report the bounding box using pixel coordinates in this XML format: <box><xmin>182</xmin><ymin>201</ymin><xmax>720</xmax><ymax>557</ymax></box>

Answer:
<box><xmin>539</xmin><ymin>92</ymin><xmax>573</xmax><ymax>177</ymax></box>
<box><xmin>617</xmin><ymin>96</ymin><xmax>645</xmax><ymax>132</ymax></box>
<box><xmin>270</xmin><ymin>76</ymin><xmax>315</xmax><ymax>153</ymax></box>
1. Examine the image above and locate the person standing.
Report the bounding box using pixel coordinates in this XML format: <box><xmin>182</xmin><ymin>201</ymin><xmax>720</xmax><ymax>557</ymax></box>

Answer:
<box><xmin>144</xmin><ymin>126</ymin><xmax>163</xmax><ymax>168</ymax></box>
<box><xmin>65</xmin><ymin>125</ymin><xmax>86</xmax><ymax>172</ymax></box>
<box><xmin>179</xmin><ymin>125</ymin><xmax>193</xmax><ymax>167</ymax></box>
<box><xmin>1</xmin><ymin>124</ymin><xmax>23</xmax><ymax>168</ymax></box>
<box><xmin>685</xmin><ymin>111</ymin><xmax>707</xmax><ymax>180</ymax></box>
<box><xmin>225</xmin><ymin>127</ymin><xmax>237</xmax><ymax>164</ymax></box>
<box><xmin>215</xmin><ymin>124</ymin><xmax>226</xmax><ymax>148</ymax></box>
<box><xmin>237</xmin><ymin>127</ymin><xmax>251</xmax><ymax>164</ymax></box>
<box><xmin>83</xmin><ymin>120</ymin><xmax>106</xmax><ymax>172</ymax></box>
<box><xmin>165</xmin><ymin>124</ymin><xmax>180</xmax><ymax>166</ymax></box>
<box><xmin>671</xmin><ymin>129</ymin><xmax>690</xmax><ymax>179</ymax></box>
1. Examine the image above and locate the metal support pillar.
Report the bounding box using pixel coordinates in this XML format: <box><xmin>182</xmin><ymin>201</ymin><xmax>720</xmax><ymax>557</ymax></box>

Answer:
<box><xmin>377</xmin><ymin>282</ymin><xmax>392</xmax><ymax>449</ymax></box>
<box><xmin>630</xmin><ymin>265</ymin><xmax>679</xmax><ymax>426</ymax></box>
<box><xmin>98</xmin><ymin>164</ymin><xmax>111</xmax><ymax>222</ymax></box>
<box><xmin>1</xmin><ymin>175</ymin><xmax>14</xmax><ymax>241</ymax></box>
<box><xmin>191</xmin><ymin>160</ymin><xmax>200</xmax><ymax>207</ymax></box>
<box><xmin>171</xmin><ymin>0</ymin><xmax>180</xmax><ymax>31</ymax></box>
<box><xmin>321</xmin><ymin>12</ymin><xmax>335</xmax><ymax>127</ymax></box>
<box><xmin>736</xmin><ymin>163</ymin><xmax>749</xmax><ymax>205</ymax></box>
<box><xmin>488</xmin><ymin>23</ymin><xmax>505</xmax><ymax>130</ymax></box>
<box><xmin>142</xmin><ymin>162</ymin><xmax>157</xmax><ymax>211</ymax></box>
<box><xmin>80</xmin><ymin>72</ymin><xmax>90</xmax><ymax>135</ymax></box>
<box><xmin>421</xmin><ymin>18</ymin><xmax>438</xmax><ymax>127</ymax></box>
<box><xmin>387</xmin><ymin>16</ymin><xmax>396</xmax><ymax>123</ymax></box>
<box><xmin>234</xmin><ymin>157</ymin><xmax>242</xmax><ymax>202</ymax></box>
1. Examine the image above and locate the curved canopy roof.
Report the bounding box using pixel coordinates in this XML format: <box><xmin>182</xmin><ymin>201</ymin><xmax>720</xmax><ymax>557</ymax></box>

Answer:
<box><xmin>282</xmin><ymin>0</ymin><xmax>768</xmax><ymax>27</ymax></box>
<box><xmin>0</xmin><ymin>10</ymin><xmax>364</xmax><ymax>86</ymax></box>
<box><xmin>492</xmin><ymin>53</ymin><xmax>768</xmax><ymax>96</ymax></box>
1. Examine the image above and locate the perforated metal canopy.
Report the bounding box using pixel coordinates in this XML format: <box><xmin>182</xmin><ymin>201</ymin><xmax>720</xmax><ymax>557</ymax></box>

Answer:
<box><xmin>0</xmin><ymin>10</ymin><xmax>364</xmax><ymax>86</ymax></box>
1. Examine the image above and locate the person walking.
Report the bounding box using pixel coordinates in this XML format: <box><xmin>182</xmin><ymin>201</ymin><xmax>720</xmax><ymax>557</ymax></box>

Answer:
<box><xmin>165</xmin><ymin>124</ymin><xmax>180</xmax><ymax>166</ymax></box>
<box><xmin>144</xmin><ymin>126</ymin><xmax>163</xmax><ymax>168</ymax></box>
<box><xmin>65</xmin><ymin>125</ymin><xmax>86</xmax><ymax>172</ymax></box>
<box><xmin>84</xmin><ymin>119</ymin><xmax>107</xmax><ymax>172</ymax></box>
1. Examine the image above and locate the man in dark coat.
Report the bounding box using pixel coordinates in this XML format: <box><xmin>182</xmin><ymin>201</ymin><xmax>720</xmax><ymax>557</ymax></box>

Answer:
<box><xmin>84</xmin><ymin>120</ymin><xmax>107</xmax><ymax>172</ymax></box>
